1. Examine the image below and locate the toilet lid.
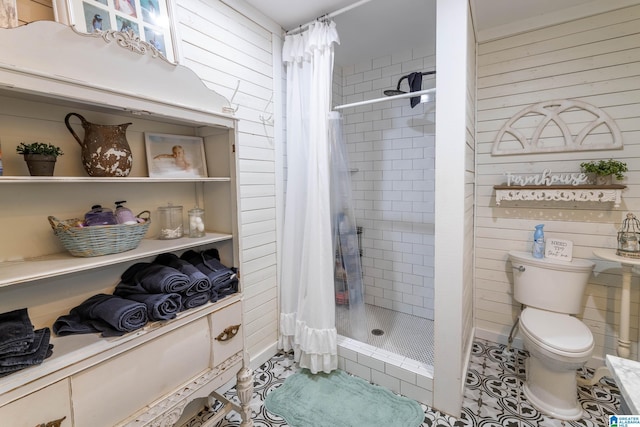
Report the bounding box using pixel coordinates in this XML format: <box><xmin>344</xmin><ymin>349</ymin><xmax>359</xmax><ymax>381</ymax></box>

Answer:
<box><xmin>520</xmin><ymin>307</ymin><xmax>593</xmax><ymax>353</ymax></box>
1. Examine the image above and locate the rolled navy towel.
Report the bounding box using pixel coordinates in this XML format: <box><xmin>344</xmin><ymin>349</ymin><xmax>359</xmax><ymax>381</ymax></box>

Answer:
<box><xmin>181</xmin><ymin>250</ymin><xmax>238</xmax><ymax>297</ymax></box>
<box><xmin>0</xmin><ymin>308</ymin><xmax>35</xmax><ymax>356</ymax></box>
<box><xmin>123</xmin><ymin>293</ymin><xmax>182</xmax><ymax>321</ymax></box>
<box><xmin>180</xmin><ymin>292</ymin><xmax>209</xmax><ymax>311</ymax></box>
<box><xmin>154</xmin><ymin>253</ymin><xmax>212</xmax><ymax>296</ymax></box>
<box><xmin>119</xmin><ymin>262</ymin><xmax>190</xmax><ymax>294</ymax></box>
<box><xmin>54</xmin><ymin>294</ymin><xmax>147</xmax><ymax>337</ymax></box>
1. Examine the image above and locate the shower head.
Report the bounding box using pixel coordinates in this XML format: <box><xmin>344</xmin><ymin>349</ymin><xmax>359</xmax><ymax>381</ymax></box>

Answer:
<box><xmin>383</xmin><ymin>70</ymin><xmax>436</xmax><ymax>97</ymax></box>
<box><xmin>383</xmin><ymin>89</ymin><xmax>406</xmax><ymax>96</ymax></box>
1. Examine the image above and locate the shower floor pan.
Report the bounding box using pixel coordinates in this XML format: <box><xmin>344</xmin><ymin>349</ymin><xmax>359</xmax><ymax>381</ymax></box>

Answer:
<box><xmin>336</xmin><ymin>303</ymin><xmax>434</xmax><ymax>366</ymax></box>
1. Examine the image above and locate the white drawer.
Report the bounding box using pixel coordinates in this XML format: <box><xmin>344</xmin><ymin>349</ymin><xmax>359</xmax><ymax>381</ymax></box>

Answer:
<box><xmin>71</xmin><ymin>318</ymin><xmax>211</xmax><ymax>427</ymax></box>
<box><xmin>0</xmin><ymin>379</ymin><xmax>71</xmax><ymax>427</ymax></box>
<box><xmin>211</xmin><ymin>302</ymin><xmax>243</xmax><ymax>366</ymax></box>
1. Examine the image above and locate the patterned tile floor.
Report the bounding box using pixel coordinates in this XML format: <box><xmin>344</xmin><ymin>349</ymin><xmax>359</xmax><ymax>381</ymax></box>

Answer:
<box><xmin>181</xmin><ymin>339</ymin><xmax>620</xmax><ymax>427</ymax></box>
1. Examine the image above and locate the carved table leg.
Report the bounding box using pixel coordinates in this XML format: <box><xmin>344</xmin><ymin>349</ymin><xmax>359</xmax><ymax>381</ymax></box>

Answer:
<box><xmin>618</xmin><ymin>264</ymin><xmax>632</xmax><ymax>359</ymax></box>
<box><xmin>236</xmin><ymin>367</ymin><xmax>254</xmax><ymax>427</ymax></box>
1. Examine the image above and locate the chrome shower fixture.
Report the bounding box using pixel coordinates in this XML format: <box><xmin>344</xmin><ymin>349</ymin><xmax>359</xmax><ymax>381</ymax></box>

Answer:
<box><xmin>383</xmin><ymin>70</ymin><xmax>436</xmax><ymax>96</ymax></box>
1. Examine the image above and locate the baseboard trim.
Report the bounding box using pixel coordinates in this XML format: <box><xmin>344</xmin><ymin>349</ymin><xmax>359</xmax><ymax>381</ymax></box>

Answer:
<box><xmin>249</xmin><ymin>342</ymin><xmax>279</xmax><ymax>371</ymax></box>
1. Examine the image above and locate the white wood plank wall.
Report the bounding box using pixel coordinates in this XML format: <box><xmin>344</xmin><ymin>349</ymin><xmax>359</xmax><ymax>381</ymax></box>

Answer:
<box><xmin>475</xmin><ymin>5</ymin><xmax>640</xmax><ymax>364</ymax></box>
<box><xmin>176</xmin><ymin>0</ymin><xmax>278</xmax><ymax>364</ymax></box>
<box><xmin>462</xmin><ymin>6</ymin><xmax>475</xmax><ymax>369</ymax></box>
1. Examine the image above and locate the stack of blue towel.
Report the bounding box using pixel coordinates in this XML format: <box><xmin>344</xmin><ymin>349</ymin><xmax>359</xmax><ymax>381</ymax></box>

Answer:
<box><xmin>0</xmin><ymin>308</ymin><xmax>53</xmax><ymax>377</ymax></box>
<box><xmin>53</xmin><ymin>250</ymin><xmax>238</xmax><ymax>337</ymax></box>
<box><xmin>180</xmin><ymin>249</ymin><xmax>239</xmax><ymax>299</ymax></box>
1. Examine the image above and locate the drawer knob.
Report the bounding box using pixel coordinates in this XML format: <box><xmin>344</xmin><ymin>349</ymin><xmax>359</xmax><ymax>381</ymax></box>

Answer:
<box><xmin>215</xmin><ymin>324</ymin><xmax>241</xmax><ymax>341</ymax></box>
<box><xmin>36</xmin><ymin>416</ymin><xmax>66</xmax><ymax>427</ymax></box>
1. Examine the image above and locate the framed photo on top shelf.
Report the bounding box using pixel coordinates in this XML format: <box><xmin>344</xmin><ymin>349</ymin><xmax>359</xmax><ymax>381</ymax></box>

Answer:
<box><xmin>53</xmin><ymin>0</ymin><xmax>178</xmax><ymax>63</ymax></box>
<box><xmin>145</xmin><ymin>133</ymin><xmax>208</xmax><ymax>178</ymax></box>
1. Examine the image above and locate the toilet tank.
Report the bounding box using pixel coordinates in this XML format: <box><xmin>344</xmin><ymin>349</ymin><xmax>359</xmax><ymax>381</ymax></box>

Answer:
<box><xmin>508</xmin><ymin>251</ymin><xmax>594</xmax><ymax>314</ymax></box>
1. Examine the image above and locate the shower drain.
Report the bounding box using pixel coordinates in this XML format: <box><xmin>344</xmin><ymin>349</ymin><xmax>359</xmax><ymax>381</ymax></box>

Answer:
<box><xmin>371</xmin><ymin>329</ymin><xmax>384</xmax><ymax>336</ymax></box>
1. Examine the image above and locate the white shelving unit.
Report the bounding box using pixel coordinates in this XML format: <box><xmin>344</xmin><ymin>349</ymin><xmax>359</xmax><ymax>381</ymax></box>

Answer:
<box><xmin>0</xmin><ymin>22</ymin><xmax>253</xmax><ymax>427</ymax></box>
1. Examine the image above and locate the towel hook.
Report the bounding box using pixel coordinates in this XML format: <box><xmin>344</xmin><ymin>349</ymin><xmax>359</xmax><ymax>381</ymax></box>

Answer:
<box><xmin>222</xmin><ymin>80</ymin><xmax>240</xmax><ymax>114</ymax></box>
<box><xmin>259</xmin><ymin>92</ymin><xmax>274</xmax><ymax>125</ymax></box>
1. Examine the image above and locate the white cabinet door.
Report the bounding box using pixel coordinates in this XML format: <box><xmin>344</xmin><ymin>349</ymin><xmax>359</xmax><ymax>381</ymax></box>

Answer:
<box><xmin>0</xmin><ymin>379</ymin><xmax>71</xmax><ymax>427</ymax></box>
<box><xmin>71</xmin><ymin>318</ymin><xmax>211</xmax><ymax>427</ymax></box>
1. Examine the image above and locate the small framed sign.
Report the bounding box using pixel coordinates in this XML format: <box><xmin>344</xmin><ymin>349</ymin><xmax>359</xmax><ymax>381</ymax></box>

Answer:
<box><xmin>545</xmin><ymin>238</ymin><xmax>573</xmax><ymax>261</ymax></box>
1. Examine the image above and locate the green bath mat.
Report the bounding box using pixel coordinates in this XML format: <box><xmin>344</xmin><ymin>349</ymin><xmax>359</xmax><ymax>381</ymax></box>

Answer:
<box><xmin>265</xmin><ymin>369</ymin><xmax>424</xmax><ymax>427</ymax></box>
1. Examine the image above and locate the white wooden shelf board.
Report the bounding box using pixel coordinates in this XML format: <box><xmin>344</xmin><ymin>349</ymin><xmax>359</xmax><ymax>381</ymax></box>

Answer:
<box><xmin>0</xmin><ymin>233</ymin><xmax>233</xmax><ymax>287</ymax></box>
<box><xmin>0</xmin><ymin>177</ymin><xmax>231</xmax><ymax>183</ymax></box>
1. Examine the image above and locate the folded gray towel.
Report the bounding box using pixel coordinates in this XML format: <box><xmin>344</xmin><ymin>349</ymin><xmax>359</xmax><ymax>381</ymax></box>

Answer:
<box><xmin>0</xmin><ymin>308</ymin><xmax>35</xmax><ymax>356</ymax></box>
<box><xmin>0</xmin><ymin>328</ymin><xmax>51</xmax><ymax>367</ymax></box>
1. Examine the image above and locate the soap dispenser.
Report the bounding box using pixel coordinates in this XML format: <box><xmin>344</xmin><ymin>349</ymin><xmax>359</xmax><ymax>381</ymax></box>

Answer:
<box><xmin>84</xmin><ymin>204</ymin><xmax>117</xmax><ymax>226</ymax></box>
<box><xmin>532</xmin><ymin>224</ymin><xmax>545</xmax><ymax>258</ymax></box>
<box><xmin>115</xmin><ymin>201</ymin><xmax>137</xmax><ymax>225</ymax></box>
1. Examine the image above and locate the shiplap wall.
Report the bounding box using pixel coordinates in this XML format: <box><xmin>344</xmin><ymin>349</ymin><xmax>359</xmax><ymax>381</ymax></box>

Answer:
<box><xmin>462</xmin><ymin>5</ymin><xmax>475</xmax><ymax>372</ymax></box>
<box><xmin>475</xmin><ymin>5</ymin><xmax>640</xmax><ymax>363</ymax></box>
<box><xmin>173</xmin><ymin>0</ymin><xmax>278</xmax><ymax>365</ymax></box>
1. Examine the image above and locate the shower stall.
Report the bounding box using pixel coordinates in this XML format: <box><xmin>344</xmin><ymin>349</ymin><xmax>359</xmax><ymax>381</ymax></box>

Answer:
<box><xmin>278</xmin><ymin>0</ymin><xmax>443</xmax><ymax>404</ymax></box>
<box><xmin>330</xmin><ymin>48</ymin><xmax>437</xmax><ymax>399</ymax></box>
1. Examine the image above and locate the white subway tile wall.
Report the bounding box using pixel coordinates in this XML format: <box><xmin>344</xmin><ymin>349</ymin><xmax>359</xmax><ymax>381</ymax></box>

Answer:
<box><xmin>337</xmin><ymin>50</ymin><xmax>436</xmax><ymax>319</ymax></box>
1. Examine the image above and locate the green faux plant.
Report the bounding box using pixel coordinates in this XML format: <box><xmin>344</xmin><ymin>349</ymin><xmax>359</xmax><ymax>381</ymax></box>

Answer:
<box><xmin>580</xmin><ymin>159</ymin><xmax>628</xmax><ymax>180</ymax></box>
<box><xmin>16</xmin><ymin>142</ymin><xmax>64</xmax><ymax>157</ymax></box>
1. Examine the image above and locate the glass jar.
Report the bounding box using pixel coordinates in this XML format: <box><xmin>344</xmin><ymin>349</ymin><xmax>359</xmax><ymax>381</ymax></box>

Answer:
<box><xmin>158</xmin><ymin>204</ymin><xmax>183</xmax><ymax>239</ymax></box>
<box><xmin>188</xmin><ymin>208</ymin><xmax>205</xmax><ymax>238</ymax></box>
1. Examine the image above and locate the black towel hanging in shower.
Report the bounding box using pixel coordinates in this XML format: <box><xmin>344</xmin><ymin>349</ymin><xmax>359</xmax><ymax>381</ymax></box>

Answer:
<box><xmin>408</xmin><ymin>72</ymin><xmax>422</xmax><ymax>108</ymax></box>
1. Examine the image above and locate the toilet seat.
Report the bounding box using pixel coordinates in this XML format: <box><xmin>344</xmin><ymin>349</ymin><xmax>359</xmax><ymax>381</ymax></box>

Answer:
<box><xmin>520</xmin><ymin>307</ymin><xmax>593</xmax><ymax>357</ymax></box>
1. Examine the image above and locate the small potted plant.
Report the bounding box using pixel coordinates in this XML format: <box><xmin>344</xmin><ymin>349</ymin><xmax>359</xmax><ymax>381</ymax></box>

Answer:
<box><xmin>16</xmin><ymin>142</ymin><xmax>64</xmax><ymax>176</ymax></box>
<box><xmin>580</xmin><ymin>159</ymin><xmax>628</xmax><ymax>185</ymax></box>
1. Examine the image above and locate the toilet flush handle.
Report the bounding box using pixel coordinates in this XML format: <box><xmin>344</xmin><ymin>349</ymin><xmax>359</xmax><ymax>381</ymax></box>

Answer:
<box><xmin>516</xmin><ymin>265</ymin><xmax>525</xmax><ymax>272</ymax></box>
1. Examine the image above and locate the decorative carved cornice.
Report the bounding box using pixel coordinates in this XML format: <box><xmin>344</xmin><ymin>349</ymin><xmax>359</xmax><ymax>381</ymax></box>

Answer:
<box><xmin>121</xmin><ymin>351</ymin><xmax>244</xmax><ymax>426</ymax></box>
<box><xmin>71</xmin><ymin>26</ymin><xmax>173</xmax><ymax>65</ymax></box>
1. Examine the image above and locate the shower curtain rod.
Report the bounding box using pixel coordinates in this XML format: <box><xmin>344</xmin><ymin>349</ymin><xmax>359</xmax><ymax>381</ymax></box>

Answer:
<box><xmin>285</xmin><ymin>0</ymin><xmax>373</xmax><ymax>35</ymax></box>
<box><xmin>333</xmin><ymin>88</ymin><xmax>436</xmax><ymax>110</ymax></box>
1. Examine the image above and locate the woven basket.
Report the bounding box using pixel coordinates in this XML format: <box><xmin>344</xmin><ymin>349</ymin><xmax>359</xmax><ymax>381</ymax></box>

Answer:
<box><xmin>48</xmin><ymin>211</ymin><xmax>151</xmax><ymax>257</ymax></box>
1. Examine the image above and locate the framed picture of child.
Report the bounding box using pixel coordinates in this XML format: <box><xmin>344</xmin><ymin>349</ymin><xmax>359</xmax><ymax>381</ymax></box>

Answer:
<box><xmin>144</xmin><ymin>133</ymin><xmax>208</xmax><ymax>178</ymax></box>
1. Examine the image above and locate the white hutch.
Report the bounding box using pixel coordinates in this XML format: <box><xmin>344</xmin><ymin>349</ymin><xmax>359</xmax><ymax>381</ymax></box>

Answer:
<box><xmin>0</xmin><ymin>21</ymin><xmax>253</xmax><ymax>427</ymax></box>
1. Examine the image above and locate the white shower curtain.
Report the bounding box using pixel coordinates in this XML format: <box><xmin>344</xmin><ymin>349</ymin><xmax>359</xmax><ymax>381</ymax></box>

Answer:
<box><xmin>279</xmin><ymin>21</ymin><xmax>340</xmax><ymax>374</ymax></box>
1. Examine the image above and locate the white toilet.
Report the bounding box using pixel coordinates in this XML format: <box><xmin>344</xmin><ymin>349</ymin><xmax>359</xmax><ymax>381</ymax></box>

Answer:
<box><xmin>508</xmin><ymin>251</ymin><xmax>595</xmax><ymax>420</ymax></box>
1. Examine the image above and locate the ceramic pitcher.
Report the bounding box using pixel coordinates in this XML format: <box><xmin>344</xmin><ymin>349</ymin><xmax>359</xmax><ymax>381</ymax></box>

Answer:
<box><xmin>64</xmin><ymin>112</ymin><xmax>133</xmax><ymax>177</ymax></box>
